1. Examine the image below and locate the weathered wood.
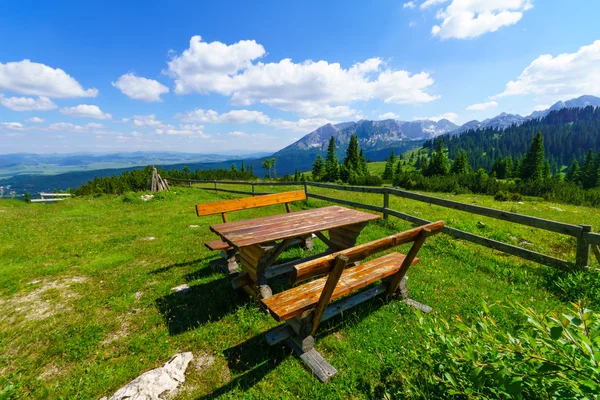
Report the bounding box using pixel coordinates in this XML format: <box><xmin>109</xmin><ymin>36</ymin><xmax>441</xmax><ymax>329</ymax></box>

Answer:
<box><xmin>30</xmin><ymin>198</ymin><xmax>66</xmax><ymax>203</ymax></box>
<box><xmin>593</xmin><ymin>244</ymin><xmax>600</xmax><ymax>265</ymax></box>
<box><xmin>383</xmin><ymin>187</ymin><xmax>390</xmax><ymax>220</ymax></box>
<box><xmin>197</xmin><ymin>190</ymin><xmax>306</xmax><ymax>217</ymax></box>
<box><xmin>264</xmin><ymin>251</ymin><xmax>332</xmax><ymax>279</ymax></box>
<box><xmin>263</xmin><ymin>252</ymin><xmax>419</xmax><ymax>321</ymax></box>
<box><xmin>284</xmin><ymin>339</ymin><xmax>338</xmax><ymax>383</ymax></box>
<box><xmin>386</xmin><ymin>229</ymin><xmax>431</xmax><ymax>296</ymax></box>
<box><xmin>293</xmin><ymin>221</ymin><xmax>444</xmax><ymax>284</ymax></box>
<box><xmin>576</xmin><ymin>225</ymin><xmax>592</xmax><ymax>269</ymax></box>
<box><xmin>585</xmin><ymin>231</ymin><xmax>600</xmax><ymax>246</ymax></box>
<box><xmin>321</xmin><ymin>283</ymin><xmax>387</xmax><ymax>322</ymax></box>
<box><xmin>385</xmin><ymin>187</ymin><xmax>582</xmax><ymax>237</ymax></box>
<box><xmin>403</xmin><ymin>298</ymin><xmax>433</xmax><ymax>313</ymax></box>
<box><xmin>312</xmin><ymin>255</ymin><xmax>348</xmax><ymax>334</ymax></box>
<box><xmin>265</xmin><ymin>324</ymin><xmax>295</xmax><ymax>345</ymax></box>
<box><xmin>231</xmin><ymin>272</ymin><xmax>253</xmax><ymax>290</ymax></box>
<box><xmin>204</xmin><ymin>239</ymin><xmax>230</xmax><ymax>251</ymax></box>
<box><xmin>285</xmin><ymin>202</ymin><xmax>292</xmax><ymax>213</ymax></box>
<box><xmin>211</xmin><ymin>206</ymin><xmax>380</xmax><ymax>248</ymax></box>
<box><xmin>39</xmin><ymin>193</ymin><xmax>72</xmax><ymax>197</ymax></box>
<box><xmin>221</xmin><ymin>212</ymin><xmax>228</xmax><ymax>223</ymax></box>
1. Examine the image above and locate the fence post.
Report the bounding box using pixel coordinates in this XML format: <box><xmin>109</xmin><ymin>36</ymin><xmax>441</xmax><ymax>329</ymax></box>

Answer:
<box><xmin>304</xmin><ymin>182</ymin><xmax>309</xmax><ymax>199</ymax></box>
<box><xmin>188</xmin><ymin>180</ymin><xmax>192</xmax><ymax>188</ymax></box>
<box><xmin>251</xmin><ymin>183</ymin><xmax>256</xmax><ymax>196</ymax></box>
<box><xmin>576</xmin><ymin>225</ymin><xmax>592</xmax><ymax>269</ymax></box>
<box><xmin>383</xmin><ymin>187</ymin><xmax>389</xmax><ymax>220</ymax></box>
<box><xmin>214</xmin><ymin>181</ymin><xmax>218</xmax><ymax>194</ymax></box>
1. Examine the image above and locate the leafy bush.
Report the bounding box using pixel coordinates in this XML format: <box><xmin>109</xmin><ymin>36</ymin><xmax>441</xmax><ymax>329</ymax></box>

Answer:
<box><xmin>495</xmin><ymin>191</ymin><xmax>523</xmax><ymax>202</ymax></box>
<box><xmin>349</xmin><ymin>174</ymin><xmax>383</xmax><ymax>186</ymax></box>
<box><xmin>401</xmin><ymin>302</ymin><xmax>600</xmax><ymax>399</ymax></box>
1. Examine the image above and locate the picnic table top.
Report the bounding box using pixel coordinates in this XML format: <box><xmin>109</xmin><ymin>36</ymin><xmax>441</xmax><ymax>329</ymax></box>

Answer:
<box><xmin>210</xmin><ymin>205</ymin><xmax>380</xmax><ymax>248</ymax></box>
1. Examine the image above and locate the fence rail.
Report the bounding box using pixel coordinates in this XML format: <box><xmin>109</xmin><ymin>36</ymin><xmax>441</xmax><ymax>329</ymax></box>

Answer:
<box><xmin>169</xmin><ymin>178</ymin><xmax>591</xmax><ymax>270</ymax></box>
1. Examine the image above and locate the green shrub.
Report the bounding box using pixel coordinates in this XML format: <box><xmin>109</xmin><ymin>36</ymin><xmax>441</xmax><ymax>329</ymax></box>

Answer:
<box><xmin>153</xmin><ymin>191</ymin><xmax>176</xmax><ymax>201</ymax></box>
<box><xmin>400</xmin><ymin>302</ymin><xmax>600</xmax><ymax>399</ymax></box>
<box><xmin>121</xmin><ymin>192</ymin><xmax>143</xmax><ymax>204</ymax></box>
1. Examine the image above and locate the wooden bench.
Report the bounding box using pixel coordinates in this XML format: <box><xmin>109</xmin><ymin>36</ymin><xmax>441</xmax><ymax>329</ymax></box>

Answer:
<box><xmin>261</xmin><ymin>220</ymin><xmax>444</xmax><ymax>383</ymax></box>
<box><xmin>196</xmin><ymin>190</ymin><xmax>308</xmax><ymax>274</ymax></box>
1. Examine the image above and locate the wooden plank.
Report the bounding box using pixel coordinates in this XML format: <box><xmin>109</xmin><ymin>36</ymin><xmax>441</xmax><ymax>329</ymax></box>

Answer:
<box><xmin>293</xmin><ymin>221</ymin><xmax>444</xmax><ymax>283</ymax></box>
<box><xmin>30</xmin><ymin>198</ymin><xmax>66</xmax><ymax>203</ymax></box>
<box><xmin>593</xmin><ymin>244</ymin><xmax>600</xmax><ymax>265</ymax></box>
<box><xmin>204</xmin><ymin>239</ymin><xmax>230</xmax><ymax>251</ymax></box>
<box><xmin>212</xmin><ymin>206</ymin><xmax>380</xmax><ymax>248</ymax></box>
<box><xmin>386</xmin><ymin>187</ymin><xmax>582</xmax><ymax>237</ymax></box>
<box><xmin>39</xmin><ymin>193</ymin><xmax>72</xmax><ymax>197</ymax></box>
<box><xmin>265</xmin><ymin>324</ymin><xmax>295</xmax><ymax>345</ymax></box>
<box><xmin>298</xmin><ymin>348</ymin><xmax>338</xmax><ymax>383</ymax></box>
<box><xmin>321</xmin><ymin>284</ymin><xmax>387</xmax><ymax>322</ymax></box>
<box><xmin>263</xmin><ymin>253</ymin><xmax>419</xmax><ymax>322</ymax></box>
<box><xmin>264</xmin><ymin>250</ymin><xmax>332</xmax><ymax>279</ymax></box>
<box><xmin>231</xmin><ymin>272</ymin><xmax>253</xmax><ymax>290</ymax></box>
<box><xmin>386</xmin><ymin>229</ymin><xmax>431</xmax><ymax>296</ymax></box>
<box><xmin>576</xmin><ymin>225</ymin><xmax>592</xmax><ymax>269</ymax></box>
<box><xmin>585</xmin><ymin>231</ymin><xmax>600</xmax><ymax>246</ymax></box>
<box><xmin>196</xmin><ymin>190</ymin><xmax>306</xmax><ymax>216</ymax></box>
<box><xmin>312</xmin><ymin>255</ymin><xmax>348</xmax><ymax>334</ymax></box>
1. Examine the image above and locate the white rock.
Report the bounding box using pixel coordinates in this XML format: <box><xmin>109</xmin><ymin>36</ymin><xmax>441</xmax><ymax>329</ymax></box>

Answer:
<box><xmin>140</xmin><ymin>195</ymin><xmax>154</xmax><ymax>202</ymax></box>
<box><xmin>549</xmin><ymin>206</ymin><xmax>564</xmax><ymax>212</ymax></box>
<box><xmin>188</xmin><ymin>225</ymin><xmax>200</xmax><ymax>228</ymax></box>
<box><xmin>143</xmin><ymin>237</ymin><xmax>155</xmax><ymax>241</ymax></box>
<box><xmin>101</xmin><ymin>352</ymin><xmax>193</xmax><ymax>400</ymax></box>
<box><xmin>171</xmin><ymin>284</ymin><xmax>190</xmax><ymax>293</ymax></box>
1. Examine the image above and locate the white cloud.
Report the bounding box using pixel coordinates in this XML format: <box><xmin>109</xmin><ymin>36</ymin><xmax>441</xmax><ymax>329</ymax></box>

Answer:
<box><xmin>47</xmin><ymin>122</ymin><xmax>117</xmax><ymax>134</ymax></box>
<box><xmin>403</xmin><ymin>2</ymin><xmax>416</xmax><ymax>9</ymax></box>
<box><xmin>165</xmin><ymin>35</ymin><xmax>439</xmax><ymax>118</ymax></box>
<box><xmin>177</xmin><ymin>108</ymin><xmax>271</xmax><ymax>124</ymax></box>
<box><xmin>0</xmin><ymin>95</ymin><xmax>57</xmax><ymax>111</ymax></box>
<box><xmin>420</xmin><ymin>0</ymin><xmax>449</xmax><ymax>9</ymax></box>
<box><xmin>378</xmin><ymin>112</ymin><xmax>400</xmax><ymax>119</ymax></box>
<box><xmin>26</xmin><ymin>117</ymin><xmax>45</xmax><ymax>123</ymax></box>
<box><xmin>154</xmin><ymin>126</ymin><xmax>210</xmax><ymax>138</ymax></box>
<box><xmin>0</xmin><ymin>122</ymin><xmax>26</xmax><ymax>131</ymax></box>
<box><xmin>131</xmin><ymin>131</ymin><xmax>143</xmax><ymax>137</ymax></box>
<box><xmin>131</xmin><ymin>114</ymin><xmax>163</xmax><ymax>127</ymax></box>
<box><xmin>532</xmin><ymin>104</ymin><xmax>550</xmax><ymax>112</ymax></box>
<box><xmin>413</xmin><ymin>112</ymin><xmax>459</xmax><ymax>123</ymax></box>
<box><xmin>466</xmin><ymin>100</ymin><xmax>498</xmax><ymax>111</ymax></box>
<box><xmin>0</xmin><ymin>60</ymin><xmax>98</xmax><ymax>98</ymax></box>
<box><xmin>60</xmin><ymin>104</ymin><xmax>112</xmax><ymax>120</ymax></box>
<box><xmin>496</xmin><ymin>40</ymin><xmax>600</xmax><ymax>100</ymax></box>
<box><xmin>431</xmin><ymin>0</ymin><xmax>533</xmax><ymax>40</ymax></box>
<box><xmin>112</xmin><ymin>73</ymin><xmax>169</xmax><ymax>102</ymax></box>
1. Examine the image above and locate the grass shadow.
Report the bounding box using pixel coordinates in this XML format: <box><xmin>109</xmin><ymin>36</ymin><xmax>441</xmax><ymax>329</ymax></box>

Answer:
<box><xmin>195</xmin><ymin>333</ymin><xmax>289</xmax><ymax>399</ymax></box>
<box><xmin>150</xmin><ymin>257</ymin><xmax>213</xmax><ymax>274</ymax></box>
<box><xmin>155</xmin><ymin>275</ymin><xmax>235</xmax><ymax>335</ymax></box>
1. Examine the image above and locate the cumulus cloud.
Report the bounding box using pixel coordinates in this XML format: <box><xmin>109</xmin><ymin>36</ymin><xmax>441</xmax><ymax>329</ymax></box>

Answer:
<box><xmin>177</xmin><ymin>108</ymin><xmax>271</xmax><ymax>124</ymax></box>
<box><xmin>420</xmin><ymin>0</ymin><xmax>449</xmax><ymax>9</ymax></box>
<box><xmin>131</xmin><ymin>114</ymin><xmax>163</xmax><ymax>127</ymax></box>
<box><xmin>413</xmin><ymin>112</ymin><xmax>459</xmax><ymax>123</ymax></box>
<box><xmin>47</xmin><ymin>122</ymin><xmax>117</xmax><ymax>134</ymax></box>
<box><xmin>26</xmin><ymin>117</ymin><xmax>45</xmax><ymax>123</ymax></box>
<box><xmin>0</xmin><ymin>60</ymin><xmax>98</xmax><ymax>98</ymax></box>
<box><xmin>176</xmin><ymin>107</ymin><xmax>331</xmax><ymax>132</ymax></box>
<box><xmin>0</xmin><ymin>95</ymin><xmax>57</xmax><ymax>111</ymax></box>
<box><xmin>466</xmin><ymin>101</ymin><xmax>498</xmax><ymax>111</ymax></box>
<box><xmin>112</xmin><ymin>73</ymin><xmax>169</xmax><ymax>102</ymax></box>
<box><xmin>125</xmin><ymin>113</ymin><xmax>208</xmax><ymax>137</ymax></box>
<box><xmin>0</xmin><ymin>122</ymin><xmax>26</xmax><ymax>131</ymax></box>
<box><xmin>154</xmin><ymin>126</ymin><xmax>210</xmax><ymax>137</ymax></box>
<box><xmin>59</xmin><ymin>104</ymin><xmax>112</xmax><ymax>120</ymax></box>
<box><xmin>430</xmin><ymin>0</ymin><xmax>534</xmax><ymax>40</ymax></box>
<box><xmin>165</xmin><ymin>36</ymin><xmax>439</xmax><ymax>118</ymax></box>
<box><xmin>496</xmin><ymin>40</ymin><xmax>600</xmax><ymax>100</ymax></box>
<box><xmin>378</xmin><ymin>112</ymin><xmax>400</xmax><ymax>119</ymax></box>
<box><xmin>403</xmin><ymin>2</ymin><xmax>416</xmax><ymax>8</ymax></box>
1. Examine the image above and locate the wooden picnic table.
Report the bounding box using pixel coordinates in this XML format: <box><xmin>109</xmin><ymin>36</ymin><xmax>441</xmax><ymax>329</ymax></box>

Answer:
<box><xmin>210</xmin><ymin>205</ymin><xmax>381</xmax><ymax>298</ymax></box>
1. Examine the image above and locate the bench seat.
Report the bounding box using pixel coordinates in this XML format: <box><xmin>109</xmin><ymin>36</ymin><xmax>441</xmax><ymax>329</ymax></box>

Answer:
<box><xmin>262</xmin><ymin>252</ymin><xmax>419</xmax><ymax>322</ymax></box>
<box><xmin>204</xmin><ymin>239</ymin><xmax>231</xmax><ymax>251</ymax></box>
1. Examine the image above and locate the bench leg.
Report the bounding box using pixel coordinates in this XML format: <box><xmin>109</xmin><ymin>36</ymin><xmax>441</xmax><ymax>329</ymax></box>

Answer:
<box><xmin>284</xmin><ymin>335</ymin><xmax>337</xmax><ymax>383</ymax></box>
<box><xmin>219</xmin><ymin>248</ymin><xmax>239</xmax><ymax>275</ymax></box>
<box><xmin>395</xmin><ymin>276</ymin><xmax>433</xmax><ymax>313</ymax></box>
<box><xmin>303</xmin><ymin>234</ymin><xmax>314</xmax><ymax>251</ymax></box>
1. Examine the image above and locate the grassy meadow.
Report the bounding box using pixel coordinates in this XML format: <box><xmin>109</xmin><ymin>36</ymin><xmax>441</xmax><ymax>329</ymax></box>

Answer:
<box><xmin>0</xmin><ymin>185</ymin><xmax>598</xmax><ymax>398</ymax></box>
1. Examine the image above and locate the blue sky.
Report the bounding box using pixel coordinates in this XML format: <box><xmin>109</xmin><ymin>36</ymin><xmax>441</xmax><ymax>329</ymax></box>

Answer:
<box><xmin>1</xmin><ymin>0</ymin><xmax>599</xmax><ymax>154</ymax></box>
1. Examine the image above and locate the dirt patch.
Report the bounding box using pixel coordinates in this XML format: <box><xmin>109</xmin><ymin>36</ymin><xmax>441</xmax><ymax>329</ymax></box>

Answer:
<box><xmin>102</xmin><ymin>321</ymin><xmax>130</xmax><ymax>345</ymax></box>
<box><xmin>37</xmin><ymin>363</ymin><xmax>63</xmax><ymax>381</ymax></box>
<box><xmin>0</xmin><ymin>276</ymin><xmax>87</xmax><ymax>324</ymax></box>
<box><xmin>194</xmin><ymin>353</ymin><xmax>215</xmax><ymax>374</ymax></box>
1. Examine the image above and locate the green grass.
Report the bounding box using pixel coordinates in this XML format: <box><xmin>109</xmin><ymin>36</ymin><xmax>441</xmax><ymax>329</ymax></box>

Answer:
<box><xmin>0</xmin><ymin>186</ymin><xmax>596</xmax><ymax>399</ymax></box>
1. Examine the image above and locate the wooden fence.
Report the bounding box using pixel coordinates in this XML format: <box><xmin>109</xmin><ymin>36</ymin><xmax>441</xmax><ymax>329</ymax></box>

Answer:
<box><xmin>168</xmin><ymin>178</ymin><xmax>596</xmax><ymax>271</ymax></box>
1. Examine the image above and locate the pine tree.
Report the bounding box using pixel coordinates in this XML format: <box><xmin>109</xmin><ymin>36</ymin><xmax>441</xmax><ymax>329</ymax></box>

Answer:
<box><xmin>358</xmin><ymin>148</ymin><xmax>368</xmax><ymax>175</ymax></box>
<box><xmin>450</xmin><ymin>150</ymin><xmax>470</xmax><ymax>175</ymax></box>
<box><xmin>426</xmin><ymin>139</ymin><xmax>450</xmax><ymax>176</ymax></box>
<box><xmin>542</xmin><ymin>160</ymin><xmax>551</xmax><ymax>181</ymax></box>
<box><xmin>343</xmin><ymin>135</ymin><xmax>361</xmax><ymax>173</ymax></box>
<box><xmin>240</xmin><ymin>161</ymin><xmax>245</xmax><ymax>172</ymax></box>
<box><xmin>382</xmin><ymin>150</ymin><xmax>396</xmax><ymax>181</ymax></box>
<box><xmin>231</xmin><ymin>163</ymin><xmax>237</xmax><ymax>172</ymax></box>
<box><xmin>565</xmin><ymin>159</ymin><xmax>580</xmax><ymax>183</ymax></box>
<box><xmin>519</xmin><ymin>131</ymin><xmax>545</xmax><ymax>182</ymax></box>
<box><xmin>24</xmin><ymin>191</ymin><xmax>31</xmax><ymax>203</ymax></box>
<box><xmin>312</xmin><ymin>155</ymin><xmax>324</xmax><ymax>181</ymax></box>
<box><xmin>294</xmin><ymin>168</ymin><xmax>300</xmax><ymax>182</ymax></box>
<box><xmin>395</xmin><ymin>160</ymin><xmax>403</xmax><ymax>177</ymax></box>
<box><xmin>580</xmin><ymin>149</ymin><xmax>597</xmax><ymax>189</ymax></box>
<box><xmin>324</xmin><ymin>136</ymin><xmax>340</xmax><ymax>181</ymax></box>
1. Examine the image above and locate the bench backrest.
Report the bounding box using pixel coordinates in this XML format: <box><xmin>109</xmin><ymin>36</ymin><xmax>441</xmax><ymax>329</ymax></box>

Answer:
<box><xmin>196</xmin><ymin>190</ymin><xmax>306</xmax><ymax>222</ymax></box>
<box><xmin>291</xmin><ymin>220</ymin><xmax>444</xmax><ymax>284</ymax></box>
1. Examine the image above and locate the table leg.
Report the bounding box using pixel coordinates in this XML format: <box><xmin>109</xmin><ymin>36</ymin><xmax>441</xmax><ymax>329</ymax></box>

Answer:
<box><xmin>327</xmin><ymin>222</ymin><xmax>368</xmax><ymax>251</ymax></box>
